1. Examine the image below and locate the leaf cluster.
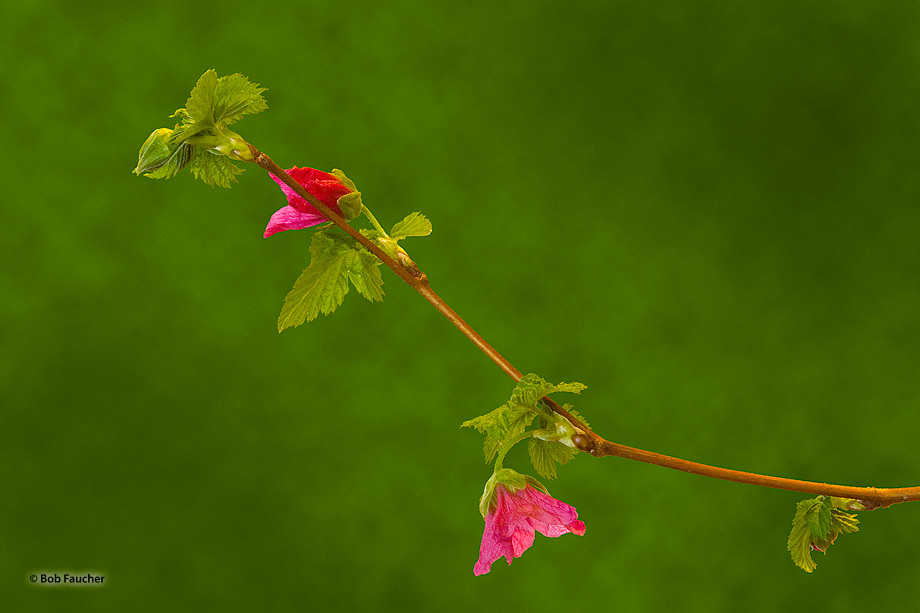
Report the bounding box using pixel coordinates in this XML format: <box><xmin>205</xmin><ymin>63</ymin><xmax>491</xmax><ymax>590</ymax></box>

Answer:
<box><xmin>787</xmin><ymin>496</ymin><xmax>860</xmax><ymax>572</ymax></box>
<box><xmin>134</xmin><ymin>70</ymin><xmax>267</xmax><ymax>187</ymax></box>
<box><xmin>528</xmin><ymin>407</ymin><xmax>590</xmax><ymax>479</ymax></box>
<box><xmin>461</xmin><ymin>374</ymin><xmax>586</xmax><ymax>478</ymax></box>
<box><xmin>277</xmin><ymin>228</ymin><xmax>384</xmax><ymax>331</ymax></box>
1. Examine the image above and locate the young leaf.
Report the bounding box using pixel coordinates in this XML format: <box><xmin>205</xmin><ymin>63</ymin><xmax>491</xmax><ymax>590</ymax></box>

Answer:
<box><xmin>343</xmin><ymin>248</ymin><xmax>384</xmax><ymax>302</ymax></box>
<box><xmin>806</xmin><ymin>496</ymin><xmax>833</xmax><ymax>539</ymax></box>
<box><xmin>788</xmin><ymin>496</ymin><xmax>860</xmax><ymax>573</ymax></box>
<box><xmin>461</xmin><ymin>374</ymin><xmax>587</xmax><ymax>463</ymax></box>
<box><xmin>391</xmin><ymin>212</ymin><xmax>432</xmax><ymax>240</ymax></box>
<box><xmin>512</xmin><ymin>373</ymin><xmax>586</xmax><ymax>409</ymax></box>
<box><xmin>461</xmin><ymin>403</ymin><xmax>536</xmax><ymax>462</ymax></box>
<box><xmin>278</xmin><ymin>246</ymin><xmax>350</xmax><ymax>331</ymax></box>
<box><xmin>213</xmin><ymin>73</ymin><xmax>268</xmax><ymax>126</ymax></box>
<box><xmin>788</xmin><ymin>498</ymin><xmax>824</xmax><ymax>573</ymax></box>
<box><xmin>277</xmin><ymin>230</ymin><xmax>384</xmax><ymax>331</ymax></box>
<box><xmin>528</xmin><ymin>437</ymin><xmax>578</xmax><ymax>479</ymax></box>
<box><xmin>135</xmin><ymin>70</ymin><xmax>267</xmax><ymax>187</ymax></box>
<box><xmin>185</xmin><ymin>69</ymin><xmax>219</xmax><ymax>126</ymax></box>
<box><xmin>189</xmin><ymin>147</ymin><xmax>244</xmax><ymax>188</ymax></box>
<box><xmin>830</xmin><ymin>507</ymin><xmax>860</xmax><ymax>534</ymax></box>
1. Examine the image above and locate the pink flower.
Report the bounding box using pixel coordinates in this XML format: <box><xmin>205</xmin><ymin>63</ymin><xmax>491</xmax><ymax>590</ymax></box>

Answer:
<box><xmin>264</xmin><ymin>166</ymin><xmax>352</xmax><ymax>238</ymax></box>
<box><xmin>474</xmin><ymin>482</ymin><xmax>586</xmax><ymax>576</ymax></box>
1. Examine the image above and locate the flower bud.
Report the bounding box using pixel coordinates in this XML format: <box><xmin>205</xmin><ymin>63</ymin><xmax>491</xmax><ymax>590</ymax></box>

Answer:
<box><xmin>134</xmin><ymin>128</ymin><xmax>178</xmax><ymax>175</ymax></box>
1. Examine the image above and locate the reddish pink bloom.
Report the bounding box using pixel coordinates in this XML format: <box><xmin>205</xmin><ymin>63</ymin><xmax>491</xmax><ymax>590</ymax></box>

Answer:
<box><xmin>264</xmin><ymin>166</ymin><xmax>352</xmax><ymax>238</ymax></box>
<box><xmin>474</xmin><ymin>483</ymin><xmax>586</xmax><ymax>576</ymax></box>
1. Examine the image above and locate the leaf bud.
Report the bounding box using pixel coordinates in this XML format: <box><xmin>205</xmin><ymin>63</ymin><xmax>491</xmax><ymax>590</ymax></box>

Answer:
<box><xmin>134</xmin><ymin>128</ymin><xmax>177</xmax><ymax>175</ymax></box>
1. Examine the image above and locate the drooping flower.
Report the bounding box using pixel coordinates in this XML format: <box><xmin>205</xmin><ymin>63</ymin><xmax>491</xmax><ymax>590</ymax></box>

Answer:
<box><xmin>474</xmin><ymin>470</ymin><xmax>586</xmax><ymax>576</ymax></box>
<box><xmin>264</xmin><ymin>166</ymin><xmax>355</xmax><ymax>238</ymax></box>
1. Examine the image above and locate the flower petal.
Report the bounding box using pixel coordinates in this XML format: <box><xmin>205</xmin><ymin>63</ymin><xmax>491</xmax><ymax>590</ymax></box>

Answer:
<box><xmin>263</xmin><ymin>205</ymin><xmax>328</xmax><ymax>238</ymax></box>
<box><xmin>264</xmin><ymin>166</ymin><xmax>352</xmax><ymax>237</ymax></box>
<box><xmin>270</xmin><ymin>167</ymin><xmax>350</xmax><ymax>215</ymax></box>
<box><xmin>473</xmin><ymin>483</ymin><xmax>585</xmax><ymax>575</ymax></box>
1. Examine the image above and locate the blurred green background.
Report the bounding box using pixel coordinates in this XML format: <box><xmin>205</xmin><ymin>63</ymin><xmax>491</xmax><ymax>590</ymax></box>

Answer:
<box><xmin>2</xmin><ymin>0</ymin><xmax>919</xmax><ymax>610</ymax></box>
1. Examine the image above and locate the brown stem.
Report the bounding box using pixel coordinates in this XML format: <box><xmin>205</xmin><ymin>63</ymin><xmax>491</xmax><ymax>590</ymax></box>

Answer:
<box><xmin>251</xmin><ymin>145</ymin><xmax>920</xmax><ymax>511</ymax></box>
<box><xmin>582</xmin><ymin>436</ymin><xmax>920</xmax><ymax>510</ymax></box>
<box><xmin>251</xmin><ymin>146</ymin><xmax>523</xmax><ymax>380</ymax></box>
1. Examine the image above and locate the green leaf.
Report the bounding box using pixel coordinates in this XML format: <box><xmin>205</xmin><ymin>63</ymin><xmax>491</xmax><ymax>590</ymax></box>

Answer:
<box><xmin>213</xmin><ymin>73</ymin><xmax>268</xmax><ymax>126</ymax></box>
<box><xmin>788</xmin><ymin>498</ymin><xmax>824</xmax><ymax>573</ymax></box>
<box><xmin>788</xmin><ymin>496</ymin><xmax>860</xmax><ymax>573</ymax></box>
<box><xmin>390</xmin><ymin>212</ymin><xmax>432</xmax><ymax>240</ymax></box>
<box><xmin>185</xmin><ymin>69</ymin><xmax>218</xmax><ymax>126</ymax></box>
<box><xmin>343</xmin><ymin>246</ymin><xmax>384</xmax><ymax>303</ymax></box>
<box><xmin>136</xmin><ymin>70</ymin><xmax>267</xmax><ymax>187</ymax></box>
<box><xmin>461</xmin><ymin>373</ymin><xmax>586</xmax><ymax>464</ymax></box>
<box><xmin>189</xmin><ymin>147</ymin><xmax>244</xmax><ymax>188</ymax></box>
<box><xmin>512</xmin><ymin>373</ymin><xmax>586</xmax><ymax>409</ymax></box>
<box><xmin>461</xmin><ymin>402</ymin><xmax>536</xmax><ymax>462</ymax></box>
<box><xmin>830</xmin><ymin>497</ymin><xmax>868</xmax><ymax>512</ymax></box>
<box><xmin>528</xmin><ymin>437</ymin><xmax>578</xmax><ymax>479</ymax></box>
<box><xmin>806</xmin><ymin>496</ymin><xmax>833</xmax><ymax>539</ymax></box>
<box><xmin>178</xmin><ymin>69</ymin><xmax>266</xmax><ymax>133</ymax></box>
<box><xmin>830</xmin><ymin>507</ymin><xmax>860</xmax><ymax>534</ymax></box>
<box><xmin>277</xmin><ymin>230</ymin><xmax>384</xmax><ymax>331</ymax></box>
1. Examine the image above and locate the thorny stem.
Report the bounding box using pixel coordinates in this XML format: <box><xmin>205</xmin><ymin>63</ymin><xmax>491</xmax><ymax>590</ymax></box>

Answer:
<box><xmin>250</xmin><ymin>145</ymin><xmax>920</xmax><ymax>512</ymax></box>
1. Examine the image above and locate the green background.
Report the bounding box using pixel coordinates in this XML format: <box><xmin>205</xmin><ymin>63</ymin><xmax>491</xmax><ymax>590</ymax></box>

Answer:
<box><xmin>2</xmin><ymin>0</ymin><xmax>919</xmax><ymax>610</ymax></box>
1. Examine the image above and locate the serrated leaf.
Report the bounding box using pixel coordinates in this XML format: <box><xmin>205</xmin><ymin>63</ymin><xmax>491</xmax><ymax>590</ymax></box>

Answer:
<box><xmin>391</xmin><ymin>212</ymin><xmax>432</xmax><ymax>240</ymax></box>
<box><xmin>830</xmin><ymin>508</ymin><xmax>859</xmax><ymax>534</ymax></box>
<box><xmin>185</xmin><ymin>69</ymin><xmax>218</xmax><ymax>125</ymax></box>
<box><xmin>213</xmin><ymin>73</ymin><xmax>267</xmax><ymax>126</ymax></box>
<box><xmin>343</xmin><ymin>248</ymin><xmax>384</xmax><ymax>302</ymax></box>
<box><xmin>788</xmin><ymin>499</ymin><xmax>822</xmax><ymax>573</ymax></box>
<box><xmin>788</xmin><ymin>496</ymin><xmax>858</xmax><ymax>573</ymax></box>
<box><xmin>278</xmin><ymin>253</ymin><xmax>349</xmax><ymax>331</ymax></box>
<box><xmin>461</xmin><ymin>374</ymin><xmax>586</xmax><ymax>464</ymax></box>
<box><xmin>189</xmin><ymin>147</ymin><xmax>243</xmax><ymax>188</ymax></box>
<box><xmin>461</xmin><ymin>402</ymin><xmax>536</xmax><ymax>462</ymax></box>
<box><xmin>137</xmin><ymin>71</ymin><xmax>266</xmax><ymax>187</ymax></box>
<box><xmin>277</xmin><ymin>230</ymin><xmax>384</xmax><ymax>330</ymax></box>
<box><xmin>806</xmin><ymin>496</ymin><xmax>833</xmax><ymax>539</ymax></box>
<box><xmin>528</xmin><ymin>437</ymin><xmax>578</xmax><ymax>479</ymax></box>
<box><xmin>512</xmin><ymin>373</ymin><xmax>586</xmax><ymax>408</ymax></box>
<box><xmin>460</xmin><ymin>406</ymin><xmax>504</xmax><ymax>432</ymax></box>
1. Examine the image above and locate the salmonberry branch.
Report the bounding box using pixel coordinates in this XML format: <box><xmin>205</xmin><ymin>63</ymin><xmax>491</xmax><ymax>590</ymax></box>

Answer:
<box><xmin>583</xmin><ymin>437</ymin><xmax>920</xmax><ymax>510</ymax></box>
<box><xmin>250</xmin><ymin>145</ymin><xmax>920</xmax><ymax>512</ymax></box>
<box><xmin>252</xmin><ymin>145</ymin><xmax>521</xmax><ymax>380</ymax></box>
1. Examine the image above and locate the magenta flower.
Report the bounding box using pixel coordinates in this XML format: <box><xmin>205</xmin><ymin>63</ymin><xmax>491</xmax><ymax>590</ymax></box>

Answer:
<box><xmin>474</xmin><ymin>481</ymin><xmax>586</xmax><ymax>576</ymax></box>
<box><xmin>264</xmin><ymin>166</ymin><xmax>353</xmax><ymax>238</ymax></box>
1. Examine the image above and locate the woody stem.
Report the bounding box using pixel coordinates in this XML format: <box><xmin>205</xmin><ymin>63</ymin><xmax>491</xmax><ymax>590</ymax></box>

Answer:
<box><xmin>250</xmin><ymin>145</ymin><xmax>920</xmax><ymax>511</ymax></box>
